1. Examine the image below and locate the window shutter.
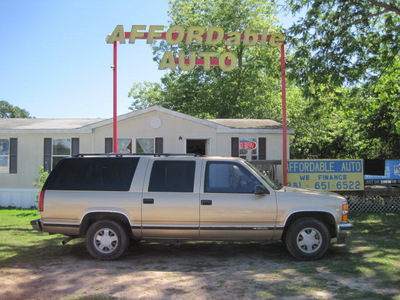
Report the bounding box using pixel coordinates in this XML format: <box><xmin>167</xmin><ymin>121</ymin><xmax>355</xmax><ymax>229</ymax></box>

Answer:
<box><xmin>258</xmin><ymin>137</ymin><xmax>266</xmax><ymax>160</ymax></box>
<box><xmin>44</xmin><ymin>138</ymin><xmax>52</xmax><ymax>172</ymax></box>
<box><xmin>155</xmin><ymin>137</ymin><xmax>163</xmax><ymax>154</ymax></box>
<box><xmin>71</xmin><ymin>138</ymin><xmax>79</xmax><ymax>156</ymax></box>
<box><xmin>105</xmin><ymin>138</ymin><xmax>113</xmax><ymax>153</ymax></box>
<box><xmin>231</xmin><ymin>137</ymin><xmax>239</xmax><ymax>157</ymax></box>
<box><xmin>9</xmin><ymin>138</ymin><xmax>18</xmax><ymax>174</ymax></box>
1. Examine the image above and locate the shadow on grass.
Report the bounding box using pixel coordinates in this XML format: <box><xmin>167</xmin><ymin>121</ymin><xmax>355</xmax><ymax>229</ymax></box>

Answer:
<box><xmin>0</xmin><ymin>231</ymin><xmax>87</xmax><ymax>266</ymax></box>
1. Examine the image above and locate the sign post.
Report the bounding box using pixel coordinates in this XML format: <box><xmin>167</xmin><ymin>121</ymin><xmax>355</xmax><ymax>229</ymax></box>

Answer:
<box><xmin>112</xmin><ymin>41</ymin><xmax>118</xmax><ymax>153</ymax></box>
<box><xmin>281</xmin><ymin>43</ymin><xmax>287</xmax><ymax>186</ymax></box>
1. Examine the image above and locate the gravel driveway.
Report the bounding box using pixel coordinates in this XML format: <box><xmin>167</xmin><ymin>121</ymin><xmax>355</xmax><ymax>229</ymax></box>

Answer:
<box><xmin>1</xmin><ymin>241</ymin><xmax>398</xmax><ymax>299</ymax></box>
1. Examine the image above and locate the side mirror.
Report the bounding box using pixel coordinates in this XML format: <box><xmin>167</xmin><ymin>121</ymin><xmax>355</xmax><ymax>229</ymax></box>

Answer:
<box><xmin>254</xmin><ymin>184</ymin><xmax>270</xmax><ymax>195</ymax></box>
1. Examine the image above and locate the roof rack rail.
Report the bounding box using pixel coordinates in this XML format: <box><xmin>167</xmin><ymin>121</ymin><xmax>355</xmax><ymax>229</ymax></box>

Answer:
<box><xmin>73</xmin><ymin>153</ymin><xmax>204</xmax><ymax>158</ymax></box>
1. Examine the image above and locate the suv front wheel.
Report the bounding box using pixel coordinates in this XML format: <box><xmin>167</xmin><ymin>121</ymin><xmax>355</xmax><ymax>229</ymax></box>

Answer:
<box><xmin>85</xmin><ymin>220</ymin><xmax>129</xmax><ymax>260</ymax></box>
<box><xmin>285</xmin><ymin>218</ymin><xmax>330</xmax><ymax>260</ymax></box>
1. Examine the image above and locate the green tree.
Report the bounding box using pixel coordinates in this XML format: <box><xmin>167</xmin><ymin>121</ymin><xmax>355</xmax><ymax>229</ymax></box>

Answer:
<box><xmin>357</xmin><ymin>57</ymin><xmax>400</xmax><ymax>158</ymax></box>
<box><xmin>0</xmin><ymin>100</ymin><xmax>31</xmax><ymax>118</ymax></box>
<box><xmin>129</xmin><ymin>0</ymin><xmax>284</xmax><ymax>119</ymax></box>
<box><xmin>285</xmin><ymin>0</ymin><xmax>400</xmax><ymax>87</ymax></box>
<box><xmin>288</xmin><ymin>85</ymin><xmax>366</xmax><ymax>159</ymax></box>
<box><xmin>284</xmin><ymin>0</ymin><xmax>400</xmax><ymax>159</ymax></box>
<box><xmin>128</xmin><ymin>81</ymin><xmax>163</xmax><ymax>111</ymax></box>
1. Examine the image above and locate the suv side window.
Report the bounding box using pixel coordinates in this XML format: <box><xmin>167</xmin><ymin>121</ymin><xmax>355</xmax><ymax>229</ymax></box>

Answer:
<box><xmin>44</xmin><ymin>157</ymin><xmax>139</xmax><ymax>191</ymax></box>
<box><xmin>148</xmin><ymin>160</ymin><xmax>195</xmax><ymax>192</ymax></box>
<box><xmin>205</xmin><ymin>161</ymin><xmax>261</xmax><ymax>194</ymax></box>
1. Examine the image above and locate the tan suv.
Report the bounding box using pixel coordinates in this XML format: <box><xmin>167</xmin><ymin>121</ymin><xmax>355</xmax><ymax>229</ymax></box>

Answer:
<box><xmin>31</xmin><ymin>154</ymin><xmax>352</xmax><ymax>260</ymax></box>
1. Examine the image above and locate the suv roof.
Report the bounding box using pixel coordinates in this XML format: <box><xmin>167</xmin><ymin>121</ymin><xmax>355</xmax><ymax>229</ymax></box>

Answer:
<box><xmin>74</xmin><ymin>153</ymin><xmax>201</xmax><ymax>158</ymax></box>
<box><xmin>73</xmin><ymin>153</ymin><xmax>245</xmax><ymax>161</ymax></box>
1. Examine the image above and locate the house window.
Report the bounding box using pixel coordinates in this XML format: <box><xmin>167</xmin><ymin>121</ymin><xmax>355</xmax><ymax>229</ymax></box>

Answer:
<box><xmin>106</xmin><ymin>138</ymin><xmax>161</xmax><ymax>154</ymax></box>
<box><xmin>117</xmin><ymin>138</ymin><xmax>155</xmax><ymax>153</ymax></box>
<box><xmin>136</xmin><ymin>138</ymin><xmax>155</xmax><ymax>153</ymax></box>
<box><xmin>239</xmin><ymin>138</ymin><xmax>258</xmax><ymax>161</ymax></box>
<box><xmin>52</xmin><ymin>138</ymin><xmax>71</xmax><ymax>167</ymax></box>
<box><xmin>118</xmin><ymin>138</ymin><xmax>132</xmax><ymax>153</ymax></box>
<box><xmin>0</xmin><ymin>139</ymin><xmax>9</xmax><ymax>173</ymax></box>
<box><xmin>44</xmin><ymin>138</ymin><xmax>79</xmax><ymax>172</ymax></box>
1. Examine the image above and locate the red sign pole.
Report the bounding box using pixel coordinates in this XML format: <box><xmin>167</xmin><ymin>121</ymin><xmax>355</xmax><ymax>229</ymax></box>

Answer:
<box><xmin>281</xmin><ymin>43</ymin><xmax>288</xmax><ymax>186</ymax></box>
<box><xmin>113</xmin><ymin>41</ymin><xmax>118</xmax><ymax>153</ymax></box>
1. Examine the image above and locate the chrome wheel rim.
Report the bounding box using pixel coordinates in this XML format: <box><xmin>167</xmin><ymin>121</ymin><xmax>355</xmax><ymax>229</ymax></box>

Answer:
<box><xmin>94</xmin><ymin>228</ymin><xmax>119</xmax><ymax>254</ymax></box>
<box><xmin>296</xmin><ymin>227</ymin><xmax>322</xmax><ymax>253</ymax></box>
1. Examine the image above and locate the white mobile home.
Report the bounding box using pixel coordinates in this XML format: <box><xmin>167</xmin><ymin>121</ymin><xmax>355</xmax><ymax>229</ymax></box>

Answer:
<box><xmin>0</xmin><ymin>106</ymin><xmax>293</xmax><ymax>207</ymax></box>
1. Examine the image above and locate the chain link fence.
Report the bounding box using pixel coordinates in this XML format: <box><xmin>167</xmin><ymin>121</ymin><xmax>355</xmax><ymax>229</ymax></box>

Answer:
<box><xmin>345</xmin><ymin>195</ymin><xmax>400</xmax><ymax>213</ymax></box>
<box><xmin>341</xmin><ymin>187</ymin><xmax>400</xmax><ymax>213</ymax></box>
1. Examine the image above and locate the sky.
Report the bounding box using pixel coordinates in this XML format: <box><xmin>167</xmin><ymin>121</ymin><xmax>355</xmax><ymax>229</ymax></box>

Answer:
<box><xmin>1</xmin><ymin>0</ymin><xmax>295</xmax><ymax>119</ymax></box>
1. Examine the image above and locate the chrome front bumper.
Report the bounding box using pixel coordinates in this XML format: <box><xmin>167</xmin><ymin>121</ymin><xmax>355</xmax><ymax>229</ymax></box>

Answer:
<box><xmin>337</xmin><ymin>223</ymin><xmax>353</xmax><ymax>244</ymax></box>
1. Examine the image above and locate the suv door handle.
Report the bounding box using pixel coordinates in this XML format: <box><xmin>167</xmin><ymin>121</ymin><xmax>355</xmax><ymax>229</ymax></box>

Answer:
<box><xmin>143</xmin><ymin>198</ymin><xmax>154</xmax><ymax>204</ymax></box>
<box><xmin>201</xmin><ymin>200</ymin><xmax>212</xmax><ymax>205</ymax></box>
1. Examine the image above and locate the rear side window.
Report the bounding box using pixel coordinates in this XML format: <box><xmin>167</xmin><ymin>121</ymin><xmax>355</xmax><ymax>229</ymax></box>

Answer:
<box><xmin>44</xmin><ymin>157</ymin><xmax>139</xmax><ymax>191</ymax></box>
<box><xmin>148</xmin><ymin>160</ymin><xmax>195</xmax><ymax>192</ymax></box>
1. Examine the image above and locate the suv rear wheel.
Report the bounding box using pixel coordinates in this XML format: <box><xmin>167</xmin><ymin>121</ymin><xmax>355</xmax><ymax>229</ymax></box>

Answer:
<box><xmin>85</xmin><ymin>220</ymin><xmax>129</xmax><ymax>260</ymax></box>
<box><xmin>285</xmin><ymin>218</ymin><xmax>330</xmax><ymax>260</ymax></box>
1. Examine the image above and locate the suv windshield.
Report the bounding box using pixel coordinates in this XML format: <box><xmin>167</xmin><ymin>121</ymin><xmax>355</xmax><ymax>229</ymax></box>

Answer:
<box><xmin>245</xmin><ymin>161</ymin><xmax>280</xmax><ymax>190</ymax></box>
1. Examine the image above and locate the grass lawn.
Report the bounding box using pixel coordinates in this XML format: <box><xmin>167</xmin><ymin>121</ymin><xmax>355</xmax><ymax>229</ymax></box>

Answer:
<box><xmin>0</xmin><ymin>208</ymin><xmax>399</xmax><ymax>299</ymax></box>
<box><xmin>0</xmin><ymin>208</ymin><xmax>85</xmax><ymax>264</ymax></box>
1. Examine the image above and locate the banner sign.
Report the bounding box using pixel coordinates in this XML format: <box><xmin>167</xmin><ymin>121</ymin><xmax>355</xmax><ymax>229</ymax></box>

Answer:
<box><xmin>287</xmin><ymin>159</ymin><xmax>364</xmax><ymax>191</ymax></box>
<box><xmin>106</xmin><ymin>25</ymin><xmax>284</xmax><ymax>72</ymax></box>
<box><xmin>365</xmin><ymin>160</ymin><xmax>400</xmax><ymax>185</ymax></box>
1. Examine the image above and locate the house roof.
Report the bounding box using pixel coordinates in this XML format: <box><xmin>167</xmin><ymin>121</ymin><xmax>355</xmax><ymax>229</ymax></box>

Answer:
<box><xmin>0</xmin><ymin>118</ymin><xmax>105</xmax><ymax>130</ymax></box>
<box><xmin>0</xmin><ymin>106</ymin><xmax>293</xmax><ymax>134</ymax></box>
<box><xmin>208</xmin><ymin>119</ymin><xmax>283</xmax><ymax>129</ymax></box>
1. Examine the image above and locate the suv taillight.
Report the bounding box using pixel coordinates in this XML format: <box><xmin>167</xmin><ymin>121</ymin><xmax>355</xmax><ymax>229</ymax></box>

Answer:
<box><xmin>39</xmin><ymin>190</ymin><xmax>45</xmax><ymax>212</ymax></box>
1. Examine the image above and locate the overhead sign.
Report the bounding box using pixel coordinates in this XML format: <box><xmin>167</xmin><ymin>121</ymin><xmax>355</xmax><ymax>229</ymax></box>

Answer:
<box><xmin>106</xmin><ymin>24</ymin><xmax>289</xmax><ymax>186</ymax></box>
<box><xmin>106</xmin><ymin>25</ymin><xmax>284</xmax><ymax>72</ymax></box>
<box><xmin>287</xmin><ymin>159</ymin><xmax>364</xmax><ymax>191</ymax></box>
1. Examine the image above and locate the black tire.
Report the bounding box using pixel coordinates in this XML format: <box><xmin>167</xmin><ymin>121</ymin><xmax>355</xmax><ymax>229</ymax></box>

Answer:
<box><xmin>85</xmin><ymin>220</ymin><xmax>129</xmax><ymax>260</ymax></box>
<box><xmin>285</xmin><ymin>218</ymin><xmax>330</xmax><ymax>261</ymax></box>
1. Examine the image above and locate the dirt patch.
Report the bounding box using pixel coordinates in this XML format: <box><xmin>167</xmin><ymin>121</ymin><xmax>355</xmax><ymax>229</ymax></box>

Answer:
<box><xmin>1</xmin><ymin>241</ymin><xmax>398</xmax><ymax>299</ymax></box>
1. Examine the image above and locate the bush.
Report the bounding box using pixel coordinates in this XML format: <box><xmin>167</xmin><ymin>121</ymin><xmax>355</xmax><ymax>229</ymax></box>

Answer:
<box><xmin>32</xmin><ymin>166</ymin><xmax>48</xmax><ymax>202</ymax></box>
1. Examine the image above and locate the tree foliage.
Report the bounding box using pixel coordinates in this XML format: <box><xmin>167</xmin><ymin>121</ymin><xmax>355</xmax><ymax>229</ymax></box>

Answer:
<box><xmin>286</xmin><ymin>0</ymin><xmax>400</xmax><ymax>87</ymax></box>
<box><xmin>0</xmin><ymin>100</ymin><xmax>31</xmax><ymax>118</ymax></box>
<box><xmin>32</xmin><ymin>166</ymin><xmax>49</xmax><ymax>203</ymax></box>
<box><xmin>287</xmin><ymin>61</ymin><xmax>400</xmax><ymax>159</ymax></box>
<box><xmin>128</xmin><ymin>82</ymin><xmax>163</xmax><ymax>110</ymax></box>
<box><xmin>359</xmin><ymin>57</ymin><xmax>400</xmax><ymax>158</ymax></box>
<box><xmin>285</xmin><ymin>0</ymin><xmax>400</xmax><ymax>159</ymax></box>
<box><xmin>288</xmin><ymin>85</ymin><xmax>366</xmax><ymax>158</ymax></box>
